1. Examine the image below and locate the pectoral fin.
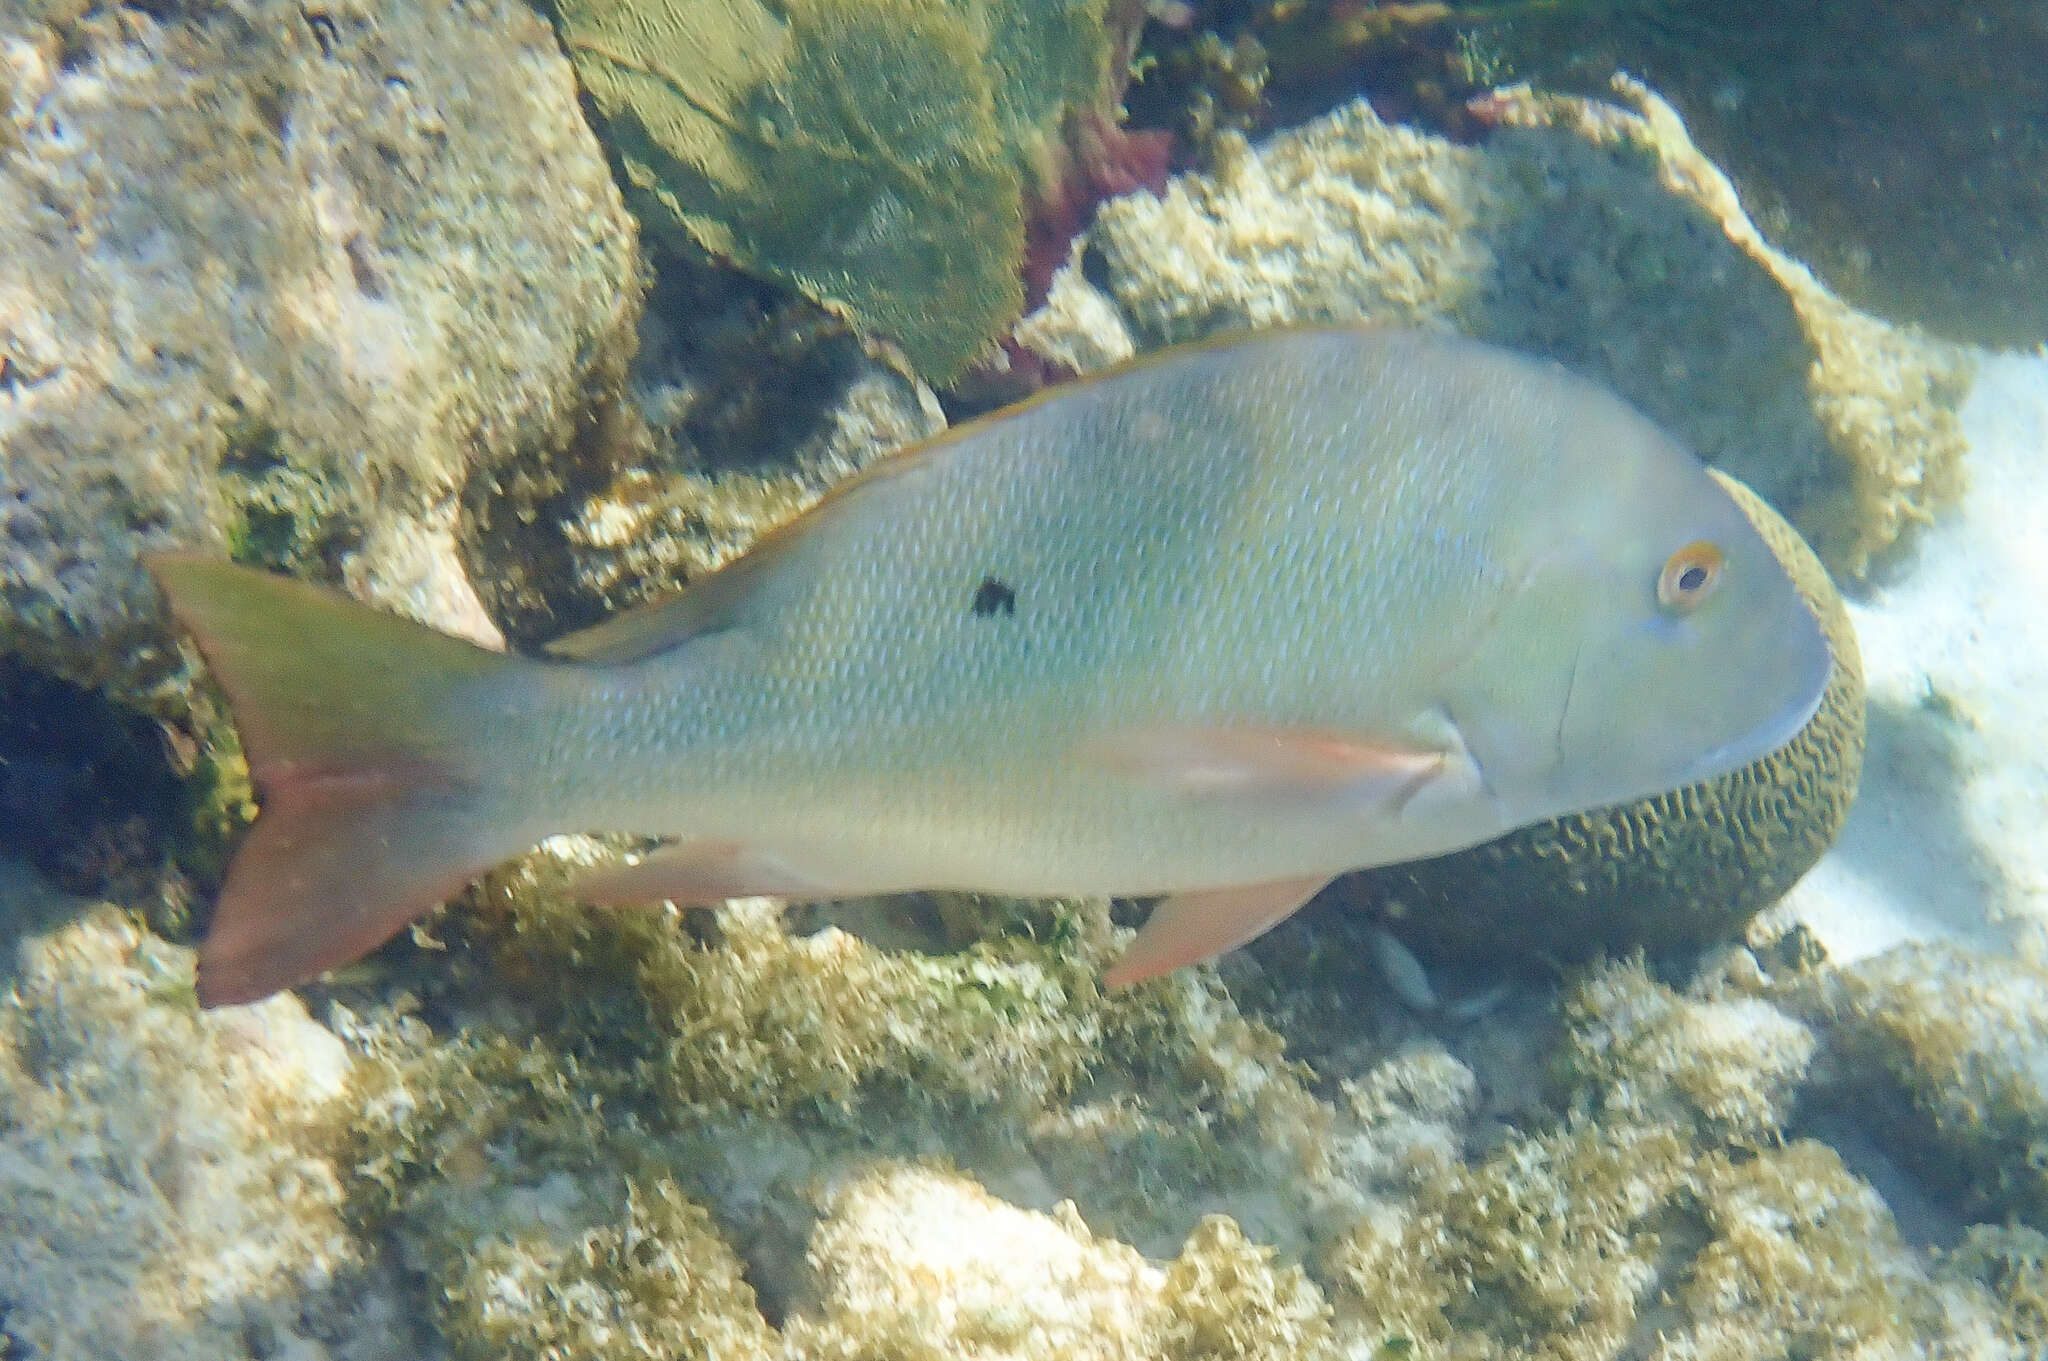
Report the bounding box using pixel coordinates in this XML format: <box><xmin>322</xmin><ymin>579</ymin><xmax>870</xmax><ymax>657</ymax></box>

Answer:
<box><xmin>1102</xmin><ymin>875</ymin><xmax>1331</xmax><ymax>988</ymax></box>
<box><xmin>1084</xmin><ymin>723</ymin><xmax>1451</xmax><ymax>802</ymax></box>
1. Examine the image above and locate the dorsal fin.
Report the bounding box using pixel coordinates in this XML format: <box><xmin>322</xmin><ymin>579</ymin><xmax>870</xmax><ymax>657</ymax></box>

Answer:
<box><xmin>543</xmin><ymin>545</ymin><xmax>786</xmax><ymax>664</ymax></box>
<box><xmin>544</xmin><ymin>447</ymin><xmax>941</xmax><ymax>665</ymax></box>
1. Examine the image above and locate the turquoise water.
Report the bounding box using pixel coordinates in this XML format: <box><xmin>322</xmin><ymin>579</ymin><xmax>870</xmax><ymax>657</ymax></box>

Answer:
<box><xmin>2</xmin><ymin>2</ymin><xmax>2046</xmax><ymax>1355</ymax></box>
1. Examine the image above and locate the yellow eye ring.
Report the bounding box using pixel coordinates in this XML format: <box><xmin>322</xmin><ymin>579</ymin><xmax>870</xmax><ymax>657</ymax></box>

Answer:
<box><xmin>1657</xmin><ymin>540</ymin><xmax>1724</xmax><ymax>613</ymax></box>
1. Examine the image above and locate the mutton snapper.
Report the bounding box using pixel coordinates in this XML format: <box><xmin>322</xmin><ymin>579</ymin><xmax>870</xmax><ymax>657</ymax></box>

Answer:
<box><xmin>150</xmin><ymin>326</ymin><xmax>1833</xmax><ymax>1007</ymax></box>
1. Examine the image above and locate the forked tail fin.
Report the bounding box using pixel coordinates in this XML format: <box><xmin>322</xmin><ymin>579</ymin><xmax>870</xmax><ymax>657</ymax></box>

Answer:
<box><xmin>148</xmin><ymin>554</ymin><xmax>541</xmax><ymax>1007</ymax></box>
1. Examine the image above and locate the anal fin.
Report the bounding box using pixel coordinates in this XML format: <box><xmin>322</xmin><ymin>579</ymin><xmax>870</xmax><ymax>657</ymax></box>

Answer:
<box><xmin>1102</xmin><ymin>875</ymin><xmax>1332</xmax><ymax>989</ymax></box>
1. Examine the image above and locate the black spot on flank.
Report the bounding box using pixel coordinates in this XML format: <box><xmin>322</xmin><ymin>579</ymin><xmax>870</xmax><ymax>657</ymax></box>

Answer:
<box><xmin>970</xmin><ymin>576</ymin><xmax>1017</xmax><ymax>618</ymax></box>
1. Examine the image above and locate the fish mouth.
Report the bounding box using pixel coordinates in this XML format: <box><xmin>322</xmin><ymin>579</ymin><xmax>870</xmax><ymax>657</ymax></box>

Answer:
<box><xmin>1673</xmin><ymin>642</ymin><xmax>1833</xmax><ymax>788</ymax></box>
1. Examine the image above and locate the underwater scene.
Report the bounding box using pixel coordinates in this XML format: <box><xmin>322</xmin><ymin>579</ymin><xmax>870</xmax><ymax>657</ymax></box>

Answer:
<box><xmin>4</xmin><ymin>0</ymin><xmax>2048</xmax><ymax>1355</ymax></box>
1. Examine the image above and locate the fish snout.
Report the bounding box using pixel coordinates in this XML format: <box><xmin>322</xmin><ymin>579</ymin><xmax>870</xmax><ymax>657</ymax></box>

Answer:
<box><xmin>1673</xmin><ymin>591</ymin><xmax>1833</xmax><ymax>788</ymax></box>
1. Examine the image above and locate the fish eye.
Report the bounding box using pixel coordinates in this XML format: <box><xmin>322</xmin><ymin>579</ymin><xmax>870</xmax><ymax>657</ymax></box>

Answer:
<box><xmin>1657</xmin><ymin>540</ymin><xmax>1724</xmax><ymax>612</ymax></box>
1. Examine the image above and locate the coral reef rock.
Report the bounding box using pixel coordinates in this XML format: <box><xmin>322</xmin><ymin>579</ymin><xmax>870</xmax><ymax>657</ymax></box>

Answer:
<box><xmin>1021</xmin><ymin>75</ymin><xmax>1973</xmax><ymax>580</ymax></box>
<box><xmin>0</xmin><ymin>859</ymin><xmax>403</xmax><ymax>1360</ymax></box>
<box><xmin>1460</xmin><ymin>0</ymin><xmax>2048</xmax><ymax>349</ymax></box>
<box><xmin>0</xmin><ymin>0</ymin><xmax>640</xmax><ymax>705</ymax></box>
<box><xmin>1327</xmin><ymin>955</ymin><xmax>2039</xmax><ymax>1359</ymax></box>
<box><xmin>435</xmin><ymin>1173</ymin><xmax>776</xmax><ymax>1361</ymax></box>
<box><xmin>785</xmin><ymin>1163</ymin><xmax>1337</xmax><ymax>1359</ymax></box>
<box><xmin>322</xmin><ymin>836</ymin><xmax>2048</xmax><ymax>1358</ymax></box>
<box><xmin>16</xmin><ymin>845</ymin><xmax>2048</xmax><ymax>1356</ymax></box>
<box><xmin>462</xmin><ymin>261</ymin><xmax>945</xmax><ymax>647</ymax></box>
<box><xmin>1555</xmin><ymin>955</ymin><xmax>1815</xmax><ymax>1146</ymax></box>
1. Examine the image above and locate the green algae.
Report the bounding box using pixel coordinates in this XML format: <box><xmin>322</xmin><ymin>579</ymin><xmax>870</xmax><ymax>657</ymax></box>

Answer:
<box><xmin>1159</xmin><ymin>1215</ymin><xmax>1338</xmax><ymax>1360</ymax></box>
<box><xmin>1826</xmin><ymin>943</ymin><xmax>2048</xmax><ymax>1226</ymax></box>
<box><xmin>1553</xmin><ymin>955</ymin><xmax>1814</xmax><ymax>1147</ymax></box>
<box><xmin>1322</xmin><ymin>959</ymin><xmax>1985</xmax><ymax>1359</ymax></box>
<box><xmin>322</xmin><ymin>844</ymin><xmax>2048</xmax><ymax>1357</ymax></box>
<box><xmin>557</xmin><ymin>0</ymin><xmax>1116</xmax><ymax>383</ymax></box>
<box><xmin>442</xmin><ymin>1176</ymin><xmax>777</xmax><ymax>1361</ymax></box>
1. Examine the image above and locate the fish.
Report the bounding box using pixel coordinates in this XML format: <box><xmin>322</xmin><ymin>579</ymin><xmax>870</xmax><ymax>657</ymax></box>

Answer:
<box><xmin>148</xmin><ymin>326</ymin><xmax>1834</xmax><ymax>1008</ymax></box>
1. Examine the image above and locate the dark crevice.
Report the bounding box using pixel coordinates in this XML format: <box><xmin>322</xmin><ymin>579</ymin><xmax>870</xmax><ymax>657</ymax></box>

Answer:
<box><xmin>637</xmin><ymin>249</ymin><xmax>867</xmax><ymax>477</ymax></box>
<box><xmin>0</xmin><ymin>657</ymin><xmax>188</xmax><ymax>908</ymax></box>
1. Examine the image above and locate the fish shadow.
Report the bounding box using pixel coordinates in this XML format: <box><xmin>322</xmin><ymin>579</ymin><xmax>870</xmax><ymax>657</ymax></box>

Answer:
<box><xmin>1820</xmin><ymin>691</ymin><xmax>2011</xmax><ymax>951</ymax></box>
